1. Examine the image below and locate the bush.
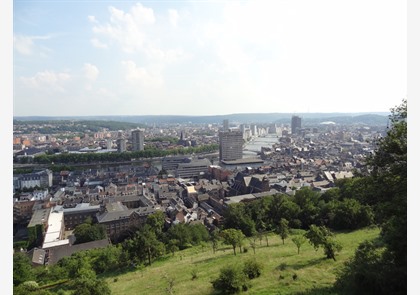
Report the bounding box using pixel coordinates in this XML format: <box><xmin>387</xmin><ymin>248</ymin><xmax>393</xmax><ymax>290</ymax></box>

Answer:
<box><xmin>243</xmin><ymin>259</ymin><xmax>263</xmax><ymax>279</ymax></box>
<box><xmin>212</xmin><ymin>264</ymin><xmax>249</xmax><ymax>294</ymax></box>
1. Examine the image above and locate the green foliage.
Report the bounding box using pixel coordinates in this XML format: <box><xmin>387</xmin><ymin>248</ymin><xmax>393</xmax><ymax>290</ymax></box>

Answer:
<box><xmin>73</xmin><ymin>221</ymin><xmax>107</xmax><ymax>244</ymax></box>
<box><xmin>224</xmin><ymin>203</ymin><xmax>256</xmax><ymax>236</ymax></box>
<box><xmin>13</xmin><ymin>252</ymin><xmax>35</xmax><ymax>286</ymax></box>
<box><xmin>70</xmin><ymin>277</ymin><xmax>111</xmax><ymax>295</ymax></box>
<box><xmin>277</xmin><ymin>218</ymin><xmax>290</xmax><ymax>244</ymax></box>
<box><xmin>243</xmin><ymin>258</ymin><xmax>263</xmax><ymax>279</ymax></box>
<box><xmin>335</xmin><ymin>99</ymin><xmax>407</xmax><ymax>294</ymax></box>
<box><xmin>31</xmin><ymin>143</ymin><xmax>219</xmax><ymax>164</ymax></box>
<box><xmin>212</xmin><ymin>264</ymin><xmax>249</xmax><ymax>294</ymax></box>
<box><xmin>335</xmin><ymin>241</ymin><xmax>385</xmax><ymax>294</ymax></box>
<box><xmin>291</xmin><ymin>235</ymin><xmax>307</xmax><ymax>254</ymax></box>
<box><xmin>220</xmin><ymin>229</ymin><xmax>246</xmax><ymax>256</ymax></box>
<box><xmin>305</xmin><ymin>225</ymin><xmax>342</xmax><ymax>261</ymax></box>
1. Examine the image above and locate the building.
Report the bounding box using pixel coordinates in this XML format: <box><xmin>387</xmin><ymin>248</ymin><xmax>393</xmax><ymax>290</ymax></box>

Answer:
<box><xmin>176</xmin><ymin>158</ymin><xmax>211</xmax><ymax>179</ymax></box>
<box><xmin>219</xmin><ymin>129</ymin><xmax>243</xmax><ymax>161</ymax></box>
<box><xmin>117</xmin><ymin>138</ymin><xmax>126</xmax><ymax>152</ymax></box>
<box><xmin>131</xmin><ymin>129</ymin><xmax>145</xmax><ymax>151</ymax></box>
<box><xmin>15</xmin><ymin>169</ymin><xmax>53</xmax><ymax>190</ymax></box>
<box><xmin>162</xmin><ymin>156</ymin><xmax>191</xmax><ymax>172</ymax></box>
<box><xmin>223</xmin><ymin>119</ymin><xmax>229</xmax><ymax>131</ymax></box>
<box><xmin>291</xmin><ymin>115</ymin><xmax>302</xmax><ymax>135</ymax></box>
<box><xmin>61</xmin><ymin>203</ymin><xmax>102</xmax><ymax>230</ymax></box>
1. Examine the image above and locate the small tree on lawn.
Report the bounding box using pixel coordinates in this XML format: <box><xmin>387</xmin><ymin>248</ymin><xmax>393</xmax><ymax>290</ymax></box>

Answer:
<box><xmin>291</xmin><ymin>235</ymin><xmax>307</xmax><ymax>254</ymax></box>
<box><xmin>305</xmin><ymin>225</ymin><xmax>342</xmax><ymax>261</ymax></box>
<box><xmin>277</xmin><ymin>218</ymin><xmax>290</xmax><ymax>245</ymax></box>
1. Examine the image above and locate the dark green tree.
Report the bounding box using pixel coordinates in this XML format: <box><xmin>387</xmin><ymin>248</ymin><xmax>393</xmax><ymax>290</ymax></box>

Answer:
<box><xmin>305</xmin><ymin>224</ymin><xmax>342</xmax><ymax>261</ymax></box>
<box><xmin>212</xmin><ymin>263</ymin><xmax>249</xmax><ymax>294</ymax></box>
<box><xmin>335</xmin><ymin>99</ymin><xmax>407</xmax><ymax>294</ymax></box>
<box><xmin>13</xmin><ymin>252</ymin><xmax>35</xmax><ymax>286</ymax></box>
<box><xmin>277</xmin><ymin>218</ymin><xmax>289</xmax><ymax>245</ymax></box>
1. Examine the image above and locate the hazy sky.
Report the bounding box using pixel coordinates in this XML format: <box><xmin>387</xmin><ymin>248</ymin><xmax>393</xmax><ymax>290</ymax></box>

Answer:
<box><xmin>13</xmin><ymin>0</ymin><xmax>406</xmax><ymax>116</ymax></box>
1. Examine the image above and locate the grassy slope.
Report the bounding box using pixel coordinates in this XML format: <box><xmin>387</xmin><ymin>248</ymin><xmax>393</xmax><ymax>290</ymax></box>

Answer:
<box><xmin>104</xmin><ymin>227</ymin><xmax>380</xmax><ymax>295</ymax></box>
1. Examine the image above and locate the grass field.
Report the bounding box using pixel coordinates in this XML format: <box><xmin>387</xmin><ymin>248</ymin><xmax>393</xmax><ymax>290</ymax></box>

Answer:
<box><xmin>102</xmin><ymin>227</ymin><xmax>380</xmax><ymax>295</ymax></box>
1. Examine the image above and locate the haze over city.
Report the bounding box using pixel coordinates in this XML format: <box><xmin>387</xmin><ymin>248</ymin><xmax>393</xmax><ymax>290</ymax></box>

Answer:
<box><xmin>13</xmin><ymin>0</ymin><xmax>406</xmax><ymax>117</ymax></box>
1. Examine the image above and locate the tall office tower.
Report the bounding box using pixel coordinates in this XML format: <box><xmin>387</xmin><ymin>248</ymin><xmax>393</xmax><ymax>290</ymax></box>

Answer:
<box><xmin>291</xmin><ymin>115</ymin><xmax>302</xmax><ymax>135</ymax></box>
<box><xmin>117</xmin><ymin>138</ymin><xmax>126</xmax><ymax>152</ymax></box>
<box><xmin>180</xmin><ymin>130</ymin><xmax>186</xmax><ymax>141</ymax></box>
<box><xmin>223</xmin><ymin>119</ymin><xmax>229</xmax><ymax>131</ymax></box>
<box><xmin>219</xmin><ymin>129</ymin><xmax>243</xmax><ymax>161</ymax></box>
<box><xmin>131</xmin><ymin>129</ymin><xmax>145</xmax><ymax>151</ymax></box>
<box><xmin>106</xmin><ymin>138</ymin><xmax>112</xmax><ymax>149</ymax></box>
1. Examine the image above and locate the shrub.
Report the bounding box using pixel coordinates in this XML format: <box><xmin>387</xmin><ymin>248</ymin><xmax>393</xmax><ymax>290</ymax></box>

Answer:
<box><xmin>243</xmin><ymin>259</ymin><xmax>263</xmax><ymax>279</ymax></box>
<box><xmin>212</xmin><ymin>264</ymin><xmax>249</xmax><ymax>294</ymax></box>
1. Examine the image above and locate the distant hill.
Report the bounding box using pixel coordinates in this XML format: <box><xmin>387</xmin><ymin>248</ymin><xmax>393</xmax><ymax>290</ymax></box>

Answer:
<box><xmin>13</xmin><ymin>112</ymin><xmax>389</xmax><ymax>126</ymax></box>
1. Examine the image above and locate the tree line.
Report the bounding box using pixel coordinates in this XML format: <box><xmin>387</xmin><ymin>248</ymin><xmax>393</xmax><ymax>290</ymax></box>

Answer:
<box><xmin>15</xmin><ymin>144</ymin><xmax>219</xmax><ymax>164</ymax></box>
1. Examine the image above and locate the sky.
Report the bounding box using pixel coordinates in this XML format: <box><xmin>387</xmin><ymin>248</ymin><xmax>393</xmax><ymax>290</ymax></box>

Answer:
<box><xmin>13</xmin><ymin>0</ymin><xmax>407</xmax><ymax>116</ymax></box>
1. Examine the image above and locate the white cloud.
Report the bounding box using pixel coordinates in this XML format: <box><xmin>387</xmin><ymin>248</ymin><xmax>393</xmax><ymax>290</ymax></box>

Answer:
<box><xmin>88</xmin><ymin>15</ymin><xmax>98</xmax><ymax>23</ymax></box>
<box><xmin>20</xmin><ymin>70</ymin><xmax>71</xmax><ymax>92</ymax></box>
<box><xmin>90</xmin><ymin>38</ymin><xmax>108</xmax><ymax>49</ymax></box>
<box><xmin>121</xmin><ymin>60</ymin><xmax>163</xmax><ymax>87</ymax></box>
<box><xmin>14</xmin><ymin>34</ymin><xmax>51</xmax><ymax>56</ymax></box>
<box><xmin>168</xmin><ymin>9</ymin><xmax>179</xmax><ymax>27</ymax></box>
<box><xmin>83</xmin><ymin>63</ymin><xmax>99</xmax><ymax>81</ymax></box>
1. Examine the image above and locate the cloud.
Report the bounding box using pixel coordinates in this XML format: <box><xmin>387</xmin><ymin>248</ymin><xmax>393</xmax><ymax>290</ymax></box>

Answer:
<box><xmin>90</xmin><ymin>38</ymin><xmax>108</xmax><ymax>49</ymax></box>
<box><xmin>91</xmin><ymin>4</ymin><xmax>155</xmax><ymax>53</ymax></box>
<box><xmin>121</xmin><ymin>60</ymin><xmax>163</xmax><ymax>87</ymax></box>
<box><xmin>88</xmin><ymin>15</ymin><xmax>98</xmax><ymax>23</ymax></box>
<box><xmin>168</xmin><ymin>9</ymin><xmax>179</xmax><ymax>27</ymax></box>
<box><xmin>83</xmin><ymin>63</ymin><xmax>99</xmax><ymax>81</ymax></box>
<box><xmin>20</xmin><ymin>70</ymin><xmax>71</xmax><ymax>92</ymax></box>
<box><xmin>14</xmin><ymin>34</ymin><xmax>51</xmax><ymax>56</ymax></box>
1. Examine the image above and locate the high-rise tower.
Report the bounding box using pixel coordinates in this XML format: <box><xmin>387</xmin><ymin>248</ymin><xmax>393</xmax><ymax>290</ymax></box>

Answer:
<box><xmin>291</xmin><ymin>116</ymin><xmax>302</xmax><ymax>135</ymax></box>
<box><xmin>219</xmin><ymin>129</ymin><xmax>243</xmax><ymax>161</ymax></box>
<box><xmin>131</xmin><ymin>129</ymin><xmax>144</xmax><ymax>151</ymax></box>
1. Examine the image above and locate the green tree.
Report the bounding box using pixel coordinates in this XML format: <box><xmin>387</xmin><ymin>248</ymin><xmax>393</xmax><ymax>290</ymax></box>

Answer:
<box><xmin>13</xmin><ymin>252</ymin><xmax>35</xmax><ymax>286</ymax></box>
<box><xmin>277</xmin><ymin>218</ymin><xmax>289</xmax><ymax>245</ymax></box>
<box><xmin>210</xmin><ymin>229</ymin><xmax>221</xmax><ymax>254</ymax></box>
<box><xmin>73</xmin><ymin>220</ymin><xmax>106</xmax><ymax>244</ymax></box>
<box><xmin>305</xmin><ymin>225</ymin><xmax>342</xmax><ymax>261</ymax></box>
<box><xmin>291</xmin><ymin>235</ymin><xmax>307</xmax><ymax>254</ymax></box>
<box><xmin>336</xmin><ymin>99</ymin><xmax>407</xmax><ymax>294</ymax></box>
<box><xmin>221</xmin><ymin>229</ymin><xmax>245</xmax><ymax>256</ymax></box>
<box><xmin>212</xmin><ymin>264</ymin><xmax>249</xmax><ymax>294</ymax></box>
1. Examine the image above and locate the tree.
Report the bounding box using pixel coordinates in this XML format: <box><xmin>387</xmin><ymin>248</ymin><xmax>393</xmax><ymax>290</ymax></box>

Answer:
<box><xmin>212</xmin><ymin>264</ymin><xmax>249</xmax><ymax>294</ymax></box>
<box><xmin>291</xmin><ymin>235</ymin><xmax>307</xmax><ymax>254</ymax></box>
<box><xmin>146</xmin><ymin>211</ymin><xmax>166</xmax><ymax>237</ymax></box>
<box><xmin>221</xmin><ymin>229</ymin><xmax>245</xmax><ymax>256</ymax></box>
<box><xmin>335</xmin><ymin>100</ymin><xmax>407</xmax><ymax>294</ymax></box>
<box><xmin>210</xmin><ymin>229</ymin><xmax>221</xmax><ymax>254</ymax></box>
<box><xmin>73</xmin><ymin>220</ymin><xmax>106</xmax><ymax>244</ymax></box>
<box><xmin>277</xmin><ymin>218</ymin><xmax>289</xmax><ymax>245</ymax></box>
<box><xmin>13</xmin><ymin>252</ymin><xmax>34</xmax><ymax>286</ymax></box>
<box><xmin>305</xmin><ymin>225</ymin><xmax>342</xmax><ymax>261</ymax></box>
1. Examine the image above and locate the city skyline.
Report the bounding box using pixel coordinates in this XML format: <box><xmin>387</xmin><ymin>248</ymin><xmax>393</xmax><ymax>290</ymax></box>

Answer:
<box><xmin>13</xmin><ymin>0</ymin><xmax>406</xmax><ymax>117</ymax></box>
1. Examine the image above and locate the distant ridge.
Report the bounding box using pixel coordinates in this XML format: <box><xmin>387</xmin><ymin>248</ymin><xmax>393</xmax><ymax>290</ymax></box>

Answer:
<box><xmin>13</xmin><ymin>112</ymin><xmax>389</xmax><ymax>125</ymax></box>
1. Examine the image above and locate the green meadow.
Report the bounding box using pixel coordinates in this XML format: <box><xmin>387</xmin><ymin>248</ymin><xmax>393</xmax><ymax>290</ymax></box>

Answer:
<box><xmin>103</xmin><ymin>227</ymin><xmax>380</xmax><ymax>295</ymax></box>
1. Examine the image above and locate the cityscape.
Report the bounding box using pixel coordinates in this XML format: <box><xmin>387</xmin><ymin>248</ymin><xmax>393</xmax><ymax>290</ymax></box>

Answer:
<box><xmin>11</xmin><ymin>1</ymin><xmax>407</xmax><ymax>295</ymax></box>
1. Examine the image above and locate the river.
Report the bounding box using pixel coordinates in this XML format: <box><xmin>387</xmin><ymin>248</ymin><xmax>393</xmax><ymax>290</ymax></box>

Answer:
<box><xmin>243</xmin><ymin>134</ymin><xmax>280</xmax><ymax>158</ymax></box>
